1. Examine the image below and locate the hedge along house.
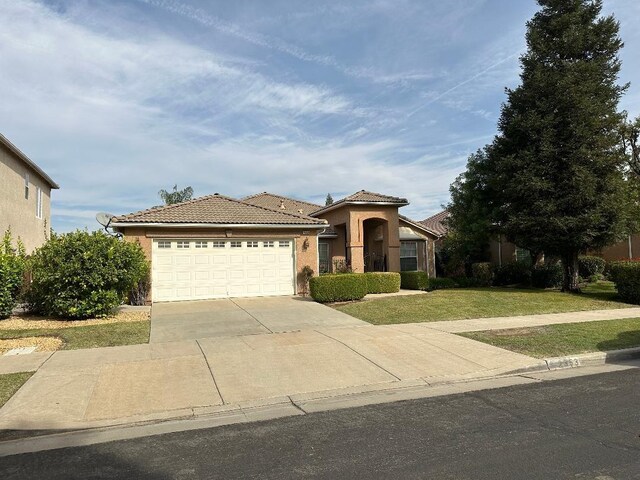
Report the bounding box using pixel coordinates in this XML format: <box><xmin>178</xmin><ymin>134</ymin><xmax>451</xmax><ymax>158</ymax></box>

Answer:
<box><xmin>112</xmin><ymin>190</ymin><xmax>438</xmax><ymax>303</ymax></box>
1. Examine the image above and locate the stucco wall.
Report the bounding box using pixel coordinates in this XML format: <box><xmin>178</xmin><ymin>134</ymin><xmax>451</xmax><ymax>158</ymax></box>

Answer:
<box><xmin>121</xmin><ymin>226</ymin><xmax>319</xmax><ymax>299</ymax></box>
<box><xmin>0</xmin><ymin>143</ymin><xmax>52</xmax><ymax>253</ymax></box>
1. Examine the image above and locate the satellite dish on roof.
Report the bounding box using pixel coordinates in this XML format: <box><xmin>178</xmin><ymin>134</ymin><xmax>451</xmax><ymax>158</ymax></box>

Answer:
<box><xmin>96</xmin><ymin>212</ymin><xmax>114</xmax><ymax>228</ymax></box>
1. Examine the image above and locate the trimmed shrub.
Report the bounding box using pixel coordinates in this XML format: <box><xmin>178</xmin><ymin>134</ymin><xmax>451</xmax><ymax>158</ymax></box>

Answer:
<box><xmin>449</xmin><ymin>276</ymin><xmax>480</xmax><ymax>288</ymax></box>
<box><xmin>471</xmin><ymin>262</ymin><xmax>492</xmax><ymax>287</ymax></box>
<box><xmin>578</xmin><ymin>255</ymin><xmax>606</xmax><ymax>278</ymax></box>
<box><xmin>364</xmin><ymin>272</ymin><xmax>401</xmax><ymax>294</ymax></box>
<box><xmin>428</xmin><ymin>277</ymin><xmax>459</xmax><ymax>290</ymax></box>
<box><xmin>493</xmin><ymin>262</ymin><xmax>531</xmax><ymax>286</ymax></box>
<box><xmin>400</xmin><ymin>271</ymin><xmax>430</xmax><ymax>290</ymax></box>
<box><xmin>0</xmin><ymin>230</ymin><xmax>26</xmax><ymax>319</ymax></box>
<box><xmin>531</xmin><ymin>263</ymin><xmax>563</xmax><ymax>289</ymax></box>
<box><xmin>25</xmin><ymin>231</ymin><xmax>149</xmax><ymax>319</ymax></box>
<box><xmin>609</xmin><ymin>261</ymin><xmax>640</xmax><ymax>304</ymax></box>
<box><xmin>309</xmin><ymin>273</ymin><xmax>368</xmax><ymax>302</ymax></box>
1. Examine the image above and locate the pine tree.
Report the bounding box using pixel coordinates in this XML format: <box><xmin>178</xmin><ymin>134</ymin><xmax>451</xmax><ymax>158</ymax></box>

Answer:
<box><xmin>486</xmin><ymin>0</ymin><xmax>631</xmax><ymax>292</ymax></box>
<box><xmin>325</xmin><ymin>193</ymin><xmax>334</xmax><ymax>206</ymax></box>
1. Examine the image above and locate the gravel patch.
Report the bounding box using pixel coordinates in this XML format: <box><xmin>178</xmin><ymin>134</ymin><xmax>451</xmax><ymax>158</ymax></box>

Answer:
<box><xmin>0</xmin><ymin>311</ymin><xmax>150</xmax><ymax>331</ymax></box>
<box><xmin>0</xmin><ymin>337</ymin><xmax>63</xmax><ymax>354</ymax></box>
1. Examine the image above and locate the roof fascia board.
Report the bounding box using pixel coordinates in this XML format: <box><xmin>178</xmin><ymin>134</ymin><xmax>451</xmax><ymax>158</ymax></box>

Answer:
<box><xmin>111</xmin><ymin>222</ymin><xmax>327</xmax><ymax>229</ymax></box>
<box><xmin>312</xmin><ymin>201</ymin><xmax>409</xmax><ymax>216</ymax></box>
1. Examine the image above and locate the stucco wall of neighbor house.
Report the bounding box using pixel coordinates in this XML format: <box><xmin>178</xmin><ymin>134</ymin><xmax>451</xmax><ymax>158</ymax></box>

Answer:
<box><xmin>0</xmin><ymin>143</ymin><xmax>52</xmax><ymax>253</ymax></box>
<box><xmin>488</xmin><ymin>237</ymin><xmax>517</xmax><ymax>266</ymax></box>
<box><xmin>597</xmin><ymin>234</ymin><xmax>640</xmax><ymax>261</ymax></box>
<box><xmin>318</xmin><ymin>205</ymin><xmax>401</xmax><ymax>273</ymax></box>
<box><xmin>121</xmin><ymin>226</ymin><xmax>319</xmax><ymax>300</ymax></box>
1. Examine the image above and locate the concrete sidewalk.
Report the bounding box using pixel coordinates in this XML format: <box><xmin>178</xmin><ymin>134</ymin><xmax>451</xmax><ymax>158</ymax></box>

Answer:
<box><xmin>0</xmin><ymin>324</ymin><xmax>539</xmax><ymax>431</ymax></box>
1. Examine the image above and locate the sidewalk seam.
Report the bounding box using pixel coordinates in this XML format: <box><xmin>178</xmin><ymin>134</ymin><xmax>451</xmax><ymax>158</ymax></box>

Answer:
<box><xmin>315</xmin><ymin>330</ymin><xmax>402</xmax><ymax>381</ymax></box>
<box><xmin>196</xmin><ymin>340</ymin><xmax>225</xmax><ymax>405</ymax></box>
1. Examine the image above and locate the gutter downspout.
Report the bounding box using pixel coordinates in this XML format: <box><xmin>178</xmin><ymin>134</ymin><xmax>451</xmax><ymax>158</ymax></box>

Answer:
<box><xmin>629</xmin><ymin>235</ymin><xmax>633</xmax><ymax>260</ymax></box>
<box><xmin>498</xmin><ymin>235</ymin><xmax>503</xmax><ymax>267</ymax></box>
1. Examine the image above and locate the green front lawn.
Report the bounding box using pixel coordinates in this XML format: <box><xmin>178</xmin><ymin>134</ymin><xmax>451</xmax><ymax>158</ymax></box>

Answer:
<box><xmin>334</xmin><ymin>282</ymin><xmax>631</xmax><ymax>325</ymax></box>
<box><xmin>0</xmin><ymin>372</ymin><xmax>33</xmax><ymax>408</ymax></box>
<box><xmin>0</xmin><ymin>321</ymin><xmax>150</xmax><ymax>351</ymax></box>
<box><xmin>461</xmin><ymin>318</ymin><xmax>640</xmax><ymax>358</ymax></box>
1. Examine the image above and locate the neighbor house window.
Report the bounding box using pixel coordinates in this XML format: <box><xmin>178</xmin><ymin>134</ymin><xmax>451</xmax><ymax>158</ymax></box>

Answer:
<box><xmin>157</xmin><ymin>241</ymin><xmax>171</xmax><ymax>249</ymax></box>
<box><xmin>212</xmin><ymin>241</ymin><xmax>226</xmax><ymax>248</ymax></box>
<box><xmin>247</xmin><ymin>241</ymin><xmax>258</xmax><ymax>248</ymax></box>
<box><xmin>35</xmin><ymin>187</ymin><xmax>43</xmax><ymax>219</ymax></box>
<box><xmin>400</xmin><ymin>241</ymin><xmax>418</xmax><ymax>271</ymax></box>
<box><xmin>24</xmin><ymin>173</ymin><xmax>30</xmax><ymax>200</ymax></box>
<box><xmin>515</xmin><ymin>246</ymin><xmax>530</xmax><ymax>264</ymax></box>
<box><xmin>319</xmin><ymin>243</ymin><xmax>330</xmax><ymax>273</ymax></box>
<box><xmin>195</xmin><ymin>241</ymin><xmax>208</xmax><ymax>248</ymax></box>
<box><xmin>279</xmin><ymin>240</ymin><xmax>290</xmax><ymax>248</ymax></box>
<box><xmin>230</xmin><ymin>241</ymin><xmax>242</xmax><ymax>248</ymax></box>
<box><xmin>176</xmin><ymin>241</ymin><xmax>190</xmax><ymax>249</ymax></box>
<box><xmin>263</xmin><ymin>241</ymin><xmax>274</xmax><ymax>248</ymax></box>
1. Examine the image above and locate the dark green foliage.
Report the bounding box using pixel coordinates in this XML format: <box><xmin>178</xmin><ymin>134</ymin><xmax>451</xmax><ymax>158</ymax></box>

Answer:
<box><xmin>364</xmin><ymin>272</ymin><xmax>401</xmax><ymax>294</ymax></box>
<box><xmin>158</xmin><ymin>184</ymin><xmax>194</xmax><ymax>205</ymax></box>
<box><xmin>400</xmin><ymin>271</ymin><xmax>430</xmax><ymax>290</ymax></box>
<box><xmin>447</xmin><ymin>0</ymin><xmax>633</xmax><ymax>292</ymax></box>
<box><xmin>531</xmin><ymin>263</ymin><xmax>563</xmax><ymax>289</ymax></box>
<box><xmin>449</xmin><ymin>276</ymin><xmax>480</xmax><ymax>288</ymax></box>
<box><xmin>0</xmin><ymin>231</ymin><xmax>26</xmax><ymax>319</ymax></box>
<box><xmin>493</xmin><ymin>262</ymin><xmax>532</xmax><ymax>286</ymax></box>
<box><xmin>25</xmin><ymin>231</ymin><xmax>149</xmax><ymax>319</ymax></box>
<box><xmin>309</xmin><ymin>274</ymin><xmax>368</xmax><ymax>302</ymax></box>
<box><xmin>325</xmin><ymin>193</ymin><xmax>334</xmax><ymax>206</ymax></box>
<box><xmin>578</xmin><ymin>256</ymin><xmax>606</xmax><ymax>278</ymax></box>
<box><xmin>471</xmin><ymin>262</ymin><xmax>493</xmax><ymax>287</ymax></box>
<box><xmin>609</xmin><ymin>261</ymin><xmax>640</xmax><ymax>304</ymax></box>
<box><xmin>427</xmin><ymin>278</ymin><xmax>459</xmax><ymax>290</ymax></box>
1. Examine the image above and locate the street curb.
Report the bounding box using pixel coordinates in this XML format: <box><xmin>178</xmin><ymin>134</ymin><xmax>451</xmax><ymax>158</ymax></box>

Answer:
<box><xmin>544</xmin><ymin>346</ymin><xmax>640</xmax><ymax>370</ymax></box>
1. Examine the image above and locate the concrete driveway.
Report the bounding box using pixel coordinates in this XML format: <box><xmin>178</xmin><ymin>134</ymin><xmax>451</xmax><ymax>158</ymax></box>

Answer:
<box><xmin>149</xmin><ymin>296</ymin><xmax>367</xmax><ymax>342</ymax></box>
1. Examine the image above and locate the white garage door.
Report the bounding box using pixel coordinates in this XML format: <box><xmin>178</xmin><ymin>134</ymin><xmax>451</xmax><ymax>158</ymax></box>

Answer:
<box><xmin>152</xmin><ymin>239</ymin><xmax>295</xmax><ymax>302</ymax></box>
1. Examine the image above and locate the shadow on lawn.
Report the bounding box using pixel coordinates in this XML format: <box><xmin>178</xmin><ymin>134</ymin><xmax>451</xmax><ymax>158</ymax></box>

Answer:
<box><xmin>597</xmin><ymin>330</ymin><xmax>640</xmax><ymax>353</ymax></box>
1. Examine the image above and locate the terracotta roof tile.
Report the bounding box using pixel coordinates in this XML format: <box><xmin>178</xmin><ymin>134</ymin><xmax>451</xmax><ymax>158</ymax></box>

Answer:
<box><xmin>242</xmin><ymin>192</ymin><xmax>322</xmax><ymax>216</ymax></box>
<box><xmin>420</xmin><ymin>210</ymin><xmax>449</xmax><ymax>237</ymax></box>
<box><xmin>341</xmin><ymin>190</ymin><xmax>408</xmax><ymax>204</ymax></box>
<box><xmin>113</xmin><ymin>194</ymin><xmax>327</xmax><ymax>225</ymax></box>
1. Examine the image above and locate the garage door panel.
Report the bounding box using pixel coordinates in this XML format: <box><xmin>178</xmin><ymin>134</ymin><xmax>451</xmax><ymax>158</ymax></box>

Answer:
<box><xmin>152</xmin><ymin>239</ymin><xmax>295</xmax><ymax>302</ymax></box>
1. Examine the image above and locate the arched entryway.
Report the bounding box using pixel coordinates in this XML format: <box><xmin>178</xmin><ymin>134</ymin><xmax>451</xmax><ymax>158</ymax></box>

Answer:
<box><xmin>363</xmin><ymin>217</ymin><xmax>389</xmax><ymax>272</ymax></box>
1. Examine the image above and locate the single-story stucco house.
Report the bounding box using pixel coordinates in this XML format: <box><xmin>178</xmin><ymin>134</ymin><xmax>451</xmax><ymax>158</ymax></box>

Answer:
<box><xmin>111</xmin><ymin>190</ymin><xmax>439</xmax><ymax>302</ymax></box>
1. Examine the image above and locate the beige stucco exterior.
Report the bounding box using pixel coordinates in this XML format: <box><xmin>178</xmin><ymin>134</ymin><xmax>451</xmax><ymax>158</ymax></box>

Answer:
<box><xmin>0</xmin><ymin>141</ymin><xmax>54</xmax><ymax>253</ymax></box>
<box><xmin>121</xmin><ymin>226</ymin><xmax>319</xmax><ymax>301</ymax></box>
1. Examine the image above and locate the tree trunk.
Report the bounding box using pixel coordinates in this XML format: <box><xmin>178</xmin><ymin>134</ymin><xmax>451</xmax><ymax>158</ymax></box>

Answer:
<box><xmin>561</xmin><ymin>252</ymin><xmax>581</xmax><ymax>293</ymax></box>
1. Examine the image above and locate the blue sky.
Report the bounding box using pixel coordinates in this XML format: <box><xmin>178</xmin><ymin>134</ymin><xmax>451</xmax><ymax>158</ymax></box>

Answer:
<box><xmin>1</xmin><ymin>0</ymin><xmax>639</xmax><ymax>232</ymax></box>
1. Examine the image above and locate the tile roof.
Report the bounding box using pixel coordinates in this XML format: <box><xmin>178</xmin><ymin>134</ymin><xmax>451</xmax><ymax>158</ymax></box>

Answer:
<box><xmin>399</xmin><ymin>215</ymin><xmax>439</xmax><ymax>237</ymax></box>
<box><xmin>311</xmin><ymin>190</ymin><xmax>408</xmax><ymax>215</ymax></box>
<box><xmin>112</xmin><ymin>194</ymin><xmax>327</xmax><ymax>226</ymax></box>
<box><xmin>419</xmin><ymin>210</ymin><xmax>449</xmax><ymax>237</ymax></box>
<box><xmin>242</xmin><ymin>192</ymin><xmax>322</xmax><ymax>216</ymax></box>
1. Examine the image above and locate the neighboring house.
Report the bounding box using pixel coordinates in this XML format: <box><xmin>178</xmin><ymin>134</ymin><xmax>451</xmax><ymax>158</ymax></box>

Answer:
<box><xmin>112</xmin><ymin>190</ymin><xmax>438</xmax><ymax>302</ymax></box>
<box><xmin>0</xmin><ymin>134</ymin><xmax>59</xmax><ymax>253</ymax></box>
<box><xmin>427</xmin><ymin>208</ymin><xmax>639</xmax><ymax>265</ymax></box>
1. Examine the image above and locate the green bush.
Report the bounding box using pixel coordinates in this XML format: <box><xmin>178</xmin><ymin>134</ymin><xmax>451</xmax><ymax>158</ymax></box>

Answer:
<box><xmin>578</xmin><ymin>256</ymin><xmax>606</xmax><ymax>278</ymax></box>
<box><xmin>309</xmin><ymin>273</ymin><xmax>368</xmax><ymax>302</ymax></box>
<box><xmin>609</xmin><ymin>261</ymin><xmax>640</xmax><ymax>304</ymax></box>
<box><xmin>0</xmin><ymin>230</ymin><xmax>26</xmax><ymax>319</ymax></box>
<box><xmin>400</xmin><ymin>271</ymin><xmax>430</xmax><ymax>290</ymax></box>
<box><xmin>471</xmin><ymin>262</ymin><xmax>492</xmax><ymax>287</ymax></box>
<box><xmin>449</xmin><ymin>276</ymin><xmax>480</xmax><ymax>288</ymax></box>
<box><xmin>531</xmin><ymin>263</ymin><xmax>563</xmax><ymax>289</ymax></box>
<box><xmin>428</xmin><ymin>277</ymin><xmax>459</xmax><ymax>290</ymax></box>
<box><xmin>493</xmin><ymin>262</ymin><xmax>532</xmax><ymax>286</ymax></box>
<box><xmin>364</xmin><ymin>272</ymin><xmax>401</xmax><ymax>294</ymax></box>
<box><xmin>25</xmin><ymin>231</ymin><xmax>149</xmax><ymax>319</ymax></box>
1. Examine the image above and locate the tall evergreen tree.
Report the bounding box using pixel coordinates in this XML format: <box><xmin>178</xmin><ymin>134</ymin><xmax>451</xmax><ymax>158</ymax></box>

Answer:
<box><xmin>487</xmin><ymin>0</ymin><xmax>631</xmax><ymax>292</ymax></box>
<box><xmin>325</xmin><ymin>193</ymin><xmax>334</xmax><ymax>206</ymax></box>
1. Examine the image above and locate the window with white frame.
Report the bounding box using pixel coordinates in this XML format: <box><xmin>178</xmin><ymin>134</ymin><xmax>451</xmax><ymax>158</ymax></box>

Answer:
<box><xmin>157</xmin><ymin>241</ymin><xmax>171</xmax><ymax>249</ymax></box>
<box><xmin>263</xmin><ymin>241</ymin><xmax>274</xmax><ymax>248</ymax></box>
<box><xmin>24</xmin><ymin>173</ymin><xmax>30</xmax><ymax>200</ymax></box>
<box><xmin>176</xmin><ymin>241</ymin><xmax>190</xmax><ymax>249</ymax></box>
<box><xmin>35</xmin><ymin>187</ymin><xmax>43</xmax><ymax>219</ymax></box>
<box><xmin>195</xmin><ymin>241</ymin><xmax>208</xmax><ymax>248</ymax></box>
<box><xmin>212</xmin><ymin>241</ymin><xmax>226</xmax><ymax>248</ymax></box>
<box><xmin>279</xmin><ymin>240</ymin><xmax>290</xmax><ymax>248</ymax></box>
<box><xmin>230</xmin><ymin>241</ymin><xmax>242</xmax><ymax>248</ymax></box>
<box><xmin>247</xmin><ymin>241</ymin><xmax>259</xmax><ymax>248</ymax></box>
<box><xmin>400</xmin><ymin>241</ymin><xmax>418</xmax><ymax>271</ymax></box>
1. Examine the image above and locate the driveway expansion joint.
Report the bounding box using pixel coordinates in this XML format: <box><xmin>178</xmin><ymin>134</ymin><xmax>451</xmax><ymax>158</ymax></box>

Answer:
<box><xmin>195</xmin><ymin>339</ymin><xmax>225</xmax><ymax>404</ymax></box>
<box><xmin>229</xmin><ymin>298</ymin><xmax>273</xmax><ymax>334</ymax></box>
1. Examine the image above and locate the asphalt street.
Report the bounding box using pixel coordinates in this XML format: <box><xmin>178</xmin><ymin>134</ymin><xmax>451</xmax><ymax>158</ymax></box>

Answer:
<box><xmin>3</xmin><ymin>368</ymin><xmax>640</xmax><ymax>479</ymax></box>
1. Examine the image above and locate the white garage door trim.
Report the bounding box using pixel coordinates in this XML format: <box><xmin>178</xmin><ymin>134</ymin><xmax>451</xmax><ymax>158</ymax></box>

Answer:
<box><xmin>152</xmin><ymin>238</ymin><xmax>296</xmax><ymax>302</ymax></box>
